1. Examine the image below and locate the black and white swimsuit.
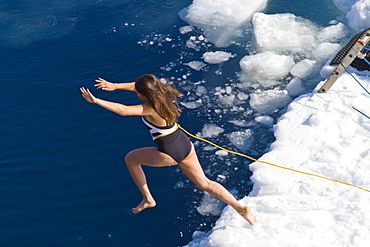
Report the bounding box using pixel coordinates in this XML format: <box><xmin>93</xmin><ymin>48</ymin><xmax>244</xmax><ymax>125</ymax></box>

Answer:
<box><xmin>142</xmin><ymin>116</ymin><xmax>192</xmax><ymax>163</ymax></box>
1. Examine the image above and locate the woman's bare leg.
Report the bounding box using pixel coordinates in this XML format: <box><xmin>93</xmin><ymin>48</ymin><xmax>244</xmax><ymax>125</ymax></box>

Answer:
<box><xmin>179</xmin><ymin>146</ymin><xmax>257</xmax><ymax>226</ymax></box>
<box><xmin>125</xmin><ymin>147</ymin><xmax>177</xmax><ymax>213</ymax></box>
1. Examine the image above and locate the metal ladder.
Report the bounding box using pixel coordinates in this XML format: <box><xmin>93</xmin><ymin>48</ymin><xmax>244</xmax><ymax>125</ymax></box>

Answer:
<box><xmin>318</xmin><ymin>30</ymin><xmax>370</xmax><ymax>93</ymax></box>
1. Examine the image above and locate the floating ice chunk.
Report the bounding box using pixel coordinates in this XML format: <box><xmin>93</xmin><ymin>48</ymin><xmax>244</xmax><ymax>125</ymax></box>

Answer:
<box><xmin>195</xmin><ymin>85</ymin><xmax>207</xmax><ymax>96</ymax></box>
<box><xmin>218</xmin><ymin>94</ymin><xmax>235</xmax><ymax>105</ymax></box>
<box><xmin>240</xmin><ymin>51</ymin><xmax>295</xmax><ymax>84</ymax></box>
<box><xmin>252</xmin><ymin>12</ymin><xmax>319</xmax><ymax>53</ymax></box>
<box><xmin>347</xmin><ymin>0</ymin><xmax>370</xmax><ymax>31</ymax></box>
<box><xmin>186</xmin><ymin>39</ymin><xmax>200</xmax><ymax>51</ymax></box>
<box><xmin>225</xmin><ymin>86</ymin><xmax>232</xmax><ymax>94</ymax></box>
<box><xmin>235</xmin><ymin>81</ymin><xmax>251</xmax><ymax>90</ymax></box>
<box><xmin>320</xmin><ymin>62</ymin><xmax>336</xmax><ymax>79</ymax></box>
<box><xmin>179</xmin><ymin>0</ymin><xmax>267</xmax><ymax>47</ymax></box>
<box><xmin>203</xmin><ymin>145</ymin><xmax>217</xmax><ymax>151</ymax></box>
<box><xmin>317</xmin><ymin>22</ymin><xmax>347</xmax><ymax>42</ymax></box>
<box><xmin>174</xmin><ymin>181</ymin><xmax>187</xmax><ymax>189</ymax></box>
<box><xmin>290</xmin><ymin>59</ymin><xmax>317</xmax><ymax>79</ymax></box>
<box><xmin>179</xmin><ymin>25</ymin><xmax>194</xmax><ymax>34</ymax></box>
<box><xmin>311</xmin><ymin>42</ymin><xmax>341</xmax><ymax>60</ymax></box>
<box><xmin>180</xmin><ymin>100</ymin><xmax>202</xmax><ymax>109</ymax></box>
<box><xmin>228</xmin><ymin>120</ymin><xmax>253</xmax><ymax>127</ymax></box>
<box><xmin>255</xmin><ymin>115</ymin><xmax>274</xmax><ymax>127</ymax></box>
<box><xmin>332</xmin><ymin>0</ymin><xmax>370</xmax><ymax>32</ymax></box>
<box><xmin>215</xmin><ymin>150</ymin><xmax>228</xmax><ymax>156</ymax></box>
<box><xmin>256</xmin><ymin>79</ymin><xmax>280</xmax><ymax>88</ymax></box>
<box><xmin>249</xmin><ymin>89</ymin><xmax>293</xmax><ymax>114</ymax></box>
<box><xmin>285</xmin><ymin>77</ymin><xmax>306</xmax><ymax>97</ymax></box>
<box><xmin>185</xmin><ymin>61</ymin><xmax>207</xmax><ymax>71</ymax></box>
<box><xmin>192</xmin><ymin>231</ymin><xmax>206</xmax><ymax>240</ymax></box>
<box><xmin>237</xmin><ymin>91</ymin><xmax>249</xmax><ymax>101</ymax></box>
<box><xmin>197</xmin><ymin>192</ymin><xmax>225</xmax><ymax>216</ymax></box>
<box><xmin>202</xmin><ymin>51</ymin><xmax>233</xmax><ymax>64</ymax></box>
<box><xmin>226</xmin><ymin>129</ymin><xmax>254</xmax><ymax>152</ymax></box>
<box><xmin>201</xmin><ymin>124</ymin><xmax>224</xmax><ymax>138</ymax></box>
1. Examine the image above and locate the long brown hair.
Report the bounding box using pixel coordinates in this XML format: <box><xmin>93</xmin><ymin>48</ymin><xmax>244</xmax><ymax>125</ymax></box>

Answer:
<box><xmin>135</xmin><ymin>74</ymin><xmax>182</xmax><ymax>125</ymax></box>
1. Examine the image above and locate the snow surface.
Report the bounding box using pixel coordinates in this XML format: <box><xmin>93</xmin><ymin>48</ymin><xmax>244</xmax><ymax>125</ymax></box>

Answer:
<box><xmin>187</xmin><ymin>72</ymin><xmax>370</xmax><ymax>247</ymax></box>
<box><xmin>180</xmin><ymin>0</ymin><xmax>370</xmax><ymax>246</ymax></box>
<box><xmin>334</xmin><ymin>0</ymin><xmax>370</xmax><ymax>31</ymax></box>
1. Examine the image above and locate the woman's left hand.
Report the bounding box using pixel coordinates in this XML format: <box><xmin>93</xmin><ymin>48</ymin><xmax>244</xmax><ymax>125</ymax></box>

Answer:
<box><xmin>80</xmin><ymin>87</ymin><xmax>97</xmax><ymax>103</ymax></box>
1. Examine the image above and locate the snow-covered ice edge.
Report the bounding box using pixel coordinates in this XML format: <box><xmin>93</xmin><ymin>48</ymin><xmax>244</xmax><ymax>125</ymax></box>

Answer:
<box><xmin>186</xmin><ymin>72</ymin><xmax>370</xmax><ymax>247</ymax></box>
<box><xmin>180</xmin><ymin>0</ymin><xmax>370</xmax><ymax>246</ymax></box>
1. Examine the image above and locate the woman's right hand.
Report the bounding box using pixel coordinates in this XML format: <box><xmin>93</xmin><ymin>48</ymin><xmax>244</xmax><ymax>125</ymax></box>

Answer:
<box><xmin>80</xmin><ymin>87</ymin><xmax>97</xmax><ymax>104</ymax></box>
<box><xmin>94</xmin><ymin>78</ymin><xmax>117</xmax><ymax>91</ymax></box>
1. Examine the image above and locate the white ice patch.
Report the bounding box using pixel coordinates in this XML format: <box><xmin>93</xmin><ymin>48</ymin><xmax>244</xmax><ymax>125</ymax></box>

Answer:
<box><xmin>255</xmin><ymin>115</ymin><xmax>274</xmax><ymax>127</ymax></box>
<box><xmin>333</xmin><ymin>0</ymin><xmax>370</xmax><ymax>31</ymax></box>
<box><xmin>226</xmin><ymin>129</ymin><xmax>254</xmax><ymax>152</ymax></box>
<box><xmin>218</xmin><ymin>94</ymin><xmax>235</xmax><ymax>106</ymax></box>
<box><xmin>347</xmin><ymin>1</ymin><xmax>370</xmax><ymax>31</ymax></box>
<box><xmin>237</xmin><ymin>91</ymin><xmax>249</xmax><ymax>101</ymax></box>
<box><xmin>187</xmin><ymin>72</ymin><xmax>370</xmax><ymax>247</ymax></box>
<box><xmin>215</xmin><ymin>150</ymin><xmax>228</xmax><ymax>156</ymax></box>
<box><xmin>185</xmin><ymin>61</ymin><xmax>207</xmax><ymax>71</ymax></box>
<box><xmin>201</xmin><ymin>124</ymin><xmax>224</xmax><ymax>138</ymax></box>
<box><xmin>197</xmin><ymin>192</ymin><xmax>226</xmax><ymax>216</ymax></box>
<box><xmin>320</xmin><ymin>59</ymin><xmax>337</xmax><ymax>78</ymax></box>
<box><xmin>202</xmin><ymin>51</ymin><xmax>233</xmax><ymax>64</ymax></box>
<box><xmin>195</xmin><ymin>85</ymin><xmax>207</xmax><ymax>96</ymax></box>
<box><xmin>290</xmin><ymin>59</ymin><xmax>317</xmax><ymax>79</ymax></box>
<box><xmin>310</xmin><ymin>42</ymin><xmax>341</xmax><ymax>60</ymax></box>
<box><xmin>179</xmin><ymin>25</ymin><xmax>194</xmax><ymax>34</ymax></box>
<box><xmin>317</xmin><ymin>22</ymin><xmax>347</xmax><ymax>42</ymax></box>
<box><xmin>179</xmin><ymin>0</ymin><xmax>268</xmax><ymax>47</ymax></box>
<box><xmin>180</xmin><ymin>99</ymin><xmax>202</xmax><ymax>109</ymax></box>
<box><xmin>285</xmin><ymin>77</ymin><xmax>306</xmax><ymax>97</ymax></box>
<box><xmin>249</xmin><ymin>89</ymin><xmax>292</xmax><ymax>114</ymax></box>
<box><xmin>239</xmin><ymin>51</ymin><xmax>295</xmax><ymax>87</ymax></box>
<box><xmin>228</xmin><ymin>120</ymin><xmax>252</xmax><ymax>127</ymax></box>
<box><xmin>238</xmin><ymin>12</ymin><xmax>344</xmax><ymax>92</ymax></box>
<box><xmin>174</xmin><ymin>181</ymin><xmax>187</xmax><ymax>189</ymax></box>
<box><xmin>252</xmin><ymin>12</ymin><xmax>319</xmax><ymax>54</ymax></box>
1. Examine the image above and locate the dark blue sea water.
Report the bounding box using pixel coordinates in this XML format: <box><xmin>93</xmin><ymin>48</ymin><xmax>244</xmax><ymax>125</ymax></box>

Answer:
<box><xmin>1</xmin><ymin>1</ymin><xmax>340</xmax><ymax>246</ymax></box>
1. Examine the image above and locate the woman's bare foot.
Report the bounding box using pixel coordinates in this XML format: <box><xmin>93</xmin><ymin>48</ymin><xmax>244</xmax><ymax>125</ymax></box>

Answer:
<box><xmin>237</xmin><ymin>206</ymin><xmax>257</xmax><ymax>226</ymax></box>
<box><xmin>132</xmin><ymin>198</ymin><xmax>156</xmax><ymax>214</ymax></box>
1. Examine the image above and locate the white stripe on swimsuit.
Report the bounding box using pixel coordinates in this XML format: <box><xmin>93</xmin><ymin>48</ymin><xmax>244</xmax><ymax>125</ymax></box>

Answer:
<box><xmin>141</xmin><ymin>117</ymin><xmax>179</xmax><ymax>140</ymax></box>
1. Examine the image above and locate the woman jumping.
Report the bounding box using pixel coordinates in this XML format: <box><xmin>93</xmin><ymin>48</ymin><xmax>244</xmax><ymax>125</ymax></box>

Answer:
<box><xmin>80</xmin><ymin>74</ymin><xmax>257</xmax><ymax>226</ymax></box>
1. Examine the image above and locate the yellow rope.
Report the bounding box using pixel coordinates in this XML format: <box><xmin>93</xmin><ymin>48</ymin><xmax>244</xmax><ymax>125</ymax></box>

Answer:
<box><xmin>178</xmin><ymin>124</ymin><xmax>370</xmax><ymax>193</ymax></box>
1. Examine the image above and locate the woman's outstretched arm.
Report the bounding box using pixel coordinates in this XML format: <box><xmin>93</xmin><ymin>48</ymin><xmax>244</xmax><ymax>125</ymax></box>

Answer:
<box><xmin>80</xmin><ymin>87</ymin><xmax>151</xmax><ymax>116</ymax></box>
<box><xmin>94</xmin><ymin>78</ymin><xmax>136</xmax><ymax>91</ymax></box>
